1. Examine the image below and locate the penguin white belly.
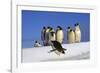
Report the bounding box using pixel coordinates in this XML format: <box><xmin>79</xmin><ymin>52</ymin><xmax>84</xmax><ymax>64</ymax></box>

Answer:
<box><xmin>56</xmin><ymin>31</ymin><xmax>64</xmax><ymax>43</ymax></box>
<box><xmin>68</xmin><ymin>32</ymin><xmax>75</xmax><ymax>43</ymax></box>
<box><xmin>49</xmin><ymin>34</ymin><xmax>56</xmax><ymax>41</ymax></box>
<box><xmin>75</xmin><ymin>30</ymin><xmax>81</xmax><ymax>42</ymax></box>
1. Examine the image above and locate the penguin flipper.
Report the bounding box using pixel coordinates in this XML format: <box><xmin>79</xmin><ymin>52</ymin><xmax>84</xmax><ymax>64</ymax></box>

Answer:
<box><xmin>48</xmin><ymin>49</ymin><xmax>57</xmax><ymax>53</ymax></box>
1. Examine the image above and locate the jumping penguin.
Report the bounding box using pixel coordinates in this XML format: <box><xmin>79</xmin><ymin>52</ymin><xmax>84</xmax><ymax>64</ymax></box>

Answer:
<box><xmin>56</xmin><ymin>26</ymin><xmax>64</xmax><ymax>44</ymax></box>
<box><xmin>41</xmin><ymin>27</ymin><xmax>46</xmax><ymax>46</ymax></box>
<box><xmin>67</xmin><ymin>27</ymin><xmax>75</xmax><ymax>44</ymax></box>
<box><xmin>74</xmin><ymin>23</ymin><xmax>81</xmax><ymax>43</ymax></box>
<box><xmin>48</xmin><ymin>41</ymin><xmax>67</xmax><ymax>55</ymax></box>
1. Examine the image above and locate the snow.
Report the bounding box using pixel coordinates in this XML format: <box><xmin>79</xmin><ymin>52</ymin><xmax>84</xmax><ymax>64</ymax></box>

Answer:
<box><xmin>22</xmin><ymin>42</ymin><xmax>90</xmax><ymax>63</ymax></box>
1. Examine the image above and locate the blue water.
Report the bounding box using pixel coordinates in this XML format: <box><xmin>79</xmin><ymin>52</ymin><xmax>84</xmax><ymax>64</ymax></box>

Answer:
<box><xmin>22</xmin><ymin>10</ymin><xmax>90</xmax><ymax>48</ymax></box>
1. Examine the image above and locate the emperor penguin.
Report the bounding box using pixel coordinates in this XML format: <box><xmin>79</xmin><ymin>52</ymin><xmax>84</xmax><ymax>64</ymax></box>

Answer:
<box><xmin>34</xmin><ymin>41</ymin><xmax>42</xmax><ymax>47</ymax></box>
<box><xmin>45</xmin><ymin>26</ymin><xmax>51</xmax><ymax>46</ymax></box>
<box><xmin>48</xmin><ymin>41</ymin><xmax>67</xmax><ymax>55</ymax></box>
<box><xmin>67</xmin><ymin>27</ymin><xmax>75</xmax><ymax>44</ymax></box>
<box><xmin>48</xmin><ymin>27</ymin><xmax>56</xmax><ymax>41</ymax></box>
<box><xmin>56</xmin><ymin>26</ymin><xmax>64</xmax><ymax>44</ymax></box>
<box><xmin>67</xmin><ymin>26</ymin><xmax>71</xmax><ymax>42</ymax></box>
<box><xmin>74</xmin><ymin>23</ymin><xmax>81</xmax><ymax>43</ymax></box>
<box><xmin>41</xmin><ymin>27</ymin><xmax>46</xmax><ymax>46</ymax></box>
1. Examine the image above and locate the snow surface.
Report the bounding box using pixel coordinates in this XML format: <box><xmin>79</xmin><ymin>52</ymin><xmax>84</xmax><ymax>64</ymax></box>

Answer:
<box><xmin>22</xmin><ymin>42</ymin><xmax>90</xmax><ymax>63</ymax></box>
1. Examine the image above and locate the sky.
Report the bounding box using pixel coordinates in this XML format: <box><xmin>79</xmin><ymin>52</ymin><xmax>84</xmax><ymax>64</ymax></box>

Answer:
<box><xmin>22</xmin><ymin>10</ymin><xmax>90</xmax><ymax>48</ymax></box>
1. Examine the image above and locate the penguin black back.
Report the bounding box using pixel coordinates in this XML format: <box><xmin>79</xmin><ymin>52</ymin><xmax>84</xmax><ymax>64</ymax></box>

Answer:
<box><xmin>51</xmin><ymin>41</ymin><xmax>66</xmax><ymax>54</ymax></box>
<box><xmin>49</xmin><ymin>41</ymin><xmax>67</xmax><ymax>54</ymax></box>
<box><xmin>51</xmin><ymin>41</ymin><xmax>63</xmax><ymax>50</ymax></box>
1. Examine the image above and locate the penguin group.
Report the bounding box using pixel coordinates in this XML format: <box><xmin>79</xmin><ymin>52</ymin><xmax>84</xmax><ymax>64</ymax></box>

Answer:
<box><xmin>40</xmin><ymin>26</ymin><xmax>66</xmax><ymax>55</ymax></box>
<box><xmin>41</xmin><ymin>26</ymin><xmax>64</xmax><ymax>46</ymax></box>
<box><xmin>67</xmin><ymin>23</ymin><xmax>81</xmax><ymax>44</ymax></box>
<box><xmin>41</xmin><ymin>23</ymin><xmax>81</xmax><ymax>46</ymax></box>
<box><xmin>34</xmin><ymin>23</ymin><xmax>81</xmax><ymax>55</ymax></box>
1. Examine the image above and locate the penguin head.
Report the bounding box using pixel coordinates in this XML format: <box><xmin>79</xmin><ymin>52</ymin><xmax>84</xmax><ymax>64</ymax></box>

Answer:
<box><xmin>57</xmin><ymin>26</ymin><xmax>62</xmax><ymax>30</ymax></box>
<box><xmin>43</xmin><ymin>27</ymin><xmax>46</xmax><ymax>29</ymax></box>
<box><xmin>75</xmin><ymin>23</ymin><xmax>80</xmax><ymax>27</ymax></box>
<box><xmin>62</xmin><ymin>51</ymin><xmax>65</xmax><ymax>54</ymax></box>
<box><xmin>49</xmin><ymin>27</ymin><xmax>55</xmax><ymax>32</ymax></box>
<box><xmin>49</xmin><ymin>27</ymin><xmax>53</xmax><ymax>31</ymax></box>
<box><xmin>46</xmin><ymin>26</ymin><xmax>51</xmax><ymax>33</ymax></box>
<box><xmin>75</xmin><ymin>24</ymin><xmax>77</xmax><ymax>26</ymax></box>
<box><xmin>75</xmin><ymin>23</ymin><xmax>80</xmax><ymax>30</ymax></box>
<box><xmin>70</xmin><ymin>29</ymin><xmax>73</xmax><ymax>32</ymax></box>
<box><xmin>67</xmin><ymin>26</ymin><xmax>71</xmax><ymax>29</ymax></box>
<box><xmin>47</xmin><ymin>26</ymin><xmax>51</xmax><ymax>29</ymax></box>
<box><xmin>35</xmin><ymin>41</ymin><xmax>38</xmax><ymax>43</ymax></box>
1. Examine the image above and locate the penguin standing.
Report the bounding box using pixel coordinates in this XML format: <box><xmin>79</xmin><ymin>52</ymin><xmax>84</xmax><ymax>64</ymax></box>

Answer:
<box><xmin>34</xmin><ymin>41</ymin><xmax>42</xmax><ymax>47</ymax></box>
<box><xmin>45</xmin><ymin>26</ymin><xmax>51</xmax><ymax>46</ymax></box>
<box><xmin>49</xmin><ymin>27</ymin><xmax>56</xmax><ymax>41</ymax></box>
<box><xmin>41</xmin><ymin>27</ymin><xmax>46</xmax><ymax>46</ymax></box>
<box><xmin>48</xmin><ymin>41</ymin><xmax>67</xmax><ymax>55</ymax></box>
<box><xmin>56</xmin><ymin>26</ymin><xmax>64</xmax><ymax>44</ymax></box>
<box><xmin>74</xmin><ymin>23</ymin><xmax>81</xmax><ymax>43</ymax></box>
<box><xmin>67</xmin><ymin>26</ymin><xmax>71</xmax><ymax>42</ymax></box>
<box><xmin>67</xmin><ymin>27</ymin><xmax>75</xmax><ymax>44</ymax></box>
